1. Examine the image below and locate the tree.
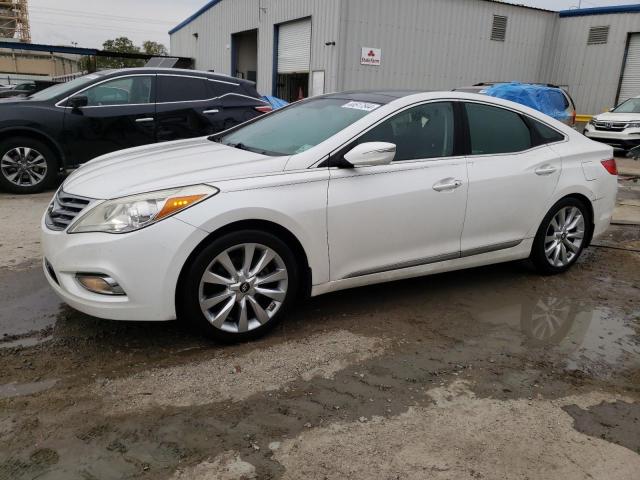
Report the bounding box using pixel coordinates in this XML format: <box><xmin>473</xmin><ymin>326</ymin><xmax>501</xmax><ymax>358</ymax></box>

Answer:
<box><xmin>98</xmin><ymin>37</ymin><xmax>144</xmax><ymax>69</ymax></box>
<box><xmin>142</xmin><ymin>41</ymin><xmax>168</xmax><ymax>56</ymax></box>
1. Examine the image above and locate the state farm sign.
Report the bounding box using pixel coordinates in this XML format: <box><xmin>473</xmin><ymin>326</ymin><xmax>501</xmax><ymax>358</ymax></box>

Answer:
<box><xmin>361</xmin><ymin>47</ymin><xmax>381</xmax><ymax>66</ymax></box>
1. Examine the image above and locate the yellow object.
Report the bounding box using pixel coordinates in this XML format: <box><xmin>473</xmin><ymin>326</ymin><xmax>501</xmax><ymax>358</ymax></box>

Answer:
<box><xmin>156</xmin><ymin>194</ymin><xmax>207</xmax><ymax>220</ymax></box>
<box><xmin>576</xmin><ymin>114</ymin><xmax>593</xmax><ymax>122</ymax></box>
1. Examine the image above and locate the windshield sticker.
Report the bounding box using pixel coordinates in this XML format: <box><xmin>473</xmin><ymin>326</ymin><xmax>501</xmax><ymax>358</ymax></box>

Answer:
<box><xmin>341</xmin><ymin>101</ymin><xmax>380</xmax><ymax>112</ymax></box>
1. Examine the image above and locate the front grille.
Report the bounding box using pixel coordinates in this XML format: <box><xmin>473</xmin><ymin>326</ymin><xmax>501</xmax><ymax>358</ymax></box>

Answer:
<box><xmin>45</xmin><ymin>190</ymin><xmax>93</xmax><ymax>231</ymax></box>
<box><xmin>594</xmin><ymin>121</ymin><xmax>627</xmax><ymax>132</ymax></box>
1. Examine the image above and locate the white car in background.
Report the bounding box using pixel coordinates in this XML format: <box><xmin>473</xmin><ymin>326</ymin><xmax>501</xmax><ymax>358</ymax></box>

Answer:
<box><xmin>584</xmin><ymin>95</ymin><xmax>640</xmax><ymax>151</ymax></box>
<box><xmin>41</xmin><ymin>91</ymin><xmax>618</xmax><ymax>342</ymax></box>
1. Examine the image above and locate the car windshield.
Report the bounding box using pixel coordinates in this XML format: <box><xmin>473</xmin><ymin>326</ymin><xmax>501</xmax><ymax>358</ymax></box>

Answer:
<box><xmin>28</xmin><ymin>74</ymin><xmax>104</xmax><ymax>101</ymax></box>
<box><xmin>613</xmin><ymin>97</ymin><xmax>640</xmax><ymax>113</ymax></box>
<box><xmin>217</xmin><ymin>97</ymin><xmax>381</xmax><ymax>155</ymax></box>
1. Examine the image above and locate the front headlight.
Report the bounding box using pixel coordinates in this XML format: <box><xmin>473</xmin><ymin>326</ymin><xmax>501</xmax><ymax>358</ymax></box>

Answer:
<box><xmin>626</xmin><ymin>122</ymin><xmax>640</xmax><ymax>129</ymax></box>
<box><xmin>69</xmin><ymin>184</ymin><xmax>218</xmax><ymax>234</ymax></box>
<box><xmin>588</xmin><ymin>118</ymin><xmax>596</xmax><ymax>126</ymax></box>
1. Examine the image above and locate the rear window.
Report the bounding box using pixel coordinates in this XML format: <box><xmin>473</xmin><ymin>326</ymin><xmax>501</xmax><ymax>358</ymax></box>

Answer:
<box><xmin>465</xmin><ymin>103</ymin><xmax>532</xmax><ymax>155</ymax></box>
<box><xmin>157</xmin><ymin>75</ymin><xmax>209</xmax><ymax>102</ymax></box>
<box><xmin>531</xmin><ymin>119</ymin><xmax>565</xmax><ymax>144</ymax></box>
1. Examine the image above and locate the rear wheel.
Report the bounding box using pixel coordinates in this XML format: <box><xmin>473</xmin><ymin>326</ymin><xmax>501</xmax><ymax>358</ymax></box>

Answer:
<box><xmin>0</xmin><ymin>137</ymin><xmax>58</xmax><ymax>194</ymax></box>
<box><xmin>530</xmin><ymin>197</ymin><xmax>591</xmax><ymax>275</ymax></box>
<box><xmin>179</xmin><ymin>230</ymin><xmax>299</xmax><ymax>342</ymax></box>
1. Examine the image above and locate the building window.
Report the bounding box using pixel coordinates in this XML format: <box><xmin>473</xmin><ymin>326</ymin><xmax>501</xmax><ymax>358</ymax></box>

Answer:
<box><xmin>491</xmin><ymin>15</ymin><xmax>508</xmax><ymax>42</ymax></box>
<box><xmin>587</xmin><ymin>26</ymin><xmax>610</xmax><ymax>45</ymax></box>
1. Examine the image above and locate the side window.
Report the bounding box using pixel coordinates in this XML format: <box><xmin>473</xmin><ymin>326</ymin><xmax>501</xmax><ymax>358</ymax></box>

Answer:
<box><xmin>530</xmin><ymin>118</ymin><xmax>566</xmax><ymax>145</ymax></box>
<box><xmin>157</xmin><ymin>76</ymin><xmax>209</xmax><ymax>102</ymax></box>
<box><xmin>358</xmin><ymin>102</ymin><xmax>455</xmax><ymax>161</ymax></box>
<box><xmin>465</xmin><ymin>103</ymin><xmax>532</xmax><ymax>155</ymax></box>
<box><xmin>83</xmin><ymin>76</ymin><xmax>153</xmax><ymax>106</ymax></box>
<box><xmin>207</xmin><ymin>79</ymin><xmax>235</xmax><ymax>98</ymax></box>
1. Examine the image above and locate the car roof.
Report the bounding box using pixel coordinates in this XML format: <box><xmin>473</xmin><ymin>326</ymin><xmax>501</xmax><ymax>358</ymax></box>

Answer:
<box><xmin>321</xmin><ymin>90</ymin><xmax>425</xmax><ymax>104</ymax></box>
<box><xmin>102</xmin><ymin>67</ymin><xmax>252</xmax><ymax>86</ymax></box>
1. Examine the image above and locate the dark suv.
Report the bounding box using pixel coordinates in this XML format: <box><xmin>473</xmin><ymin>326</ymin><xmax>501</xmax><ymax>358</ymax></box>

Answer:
<box><xmin>0</xmin><ymin>68</ymin><xmax>271</xmax><ymax>193</ymax></box>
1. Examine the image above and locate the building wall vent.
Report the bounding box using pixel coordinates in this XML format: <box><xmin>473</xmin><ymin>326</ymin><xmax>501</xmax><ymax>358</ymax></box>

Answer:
<box><xmin>587</xmin><ymin>26</ymin><xmax>610</xmax><ymax>45</ymax></box>
<box><xmin>491</xmin><ymin>15</ymin><xmax>508</xmax><ymax>42</ymax></box>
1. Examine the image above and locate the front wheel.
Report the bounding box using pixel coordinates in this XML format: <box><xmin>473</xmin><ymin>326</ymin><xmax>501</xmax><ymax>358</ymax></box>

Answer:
<box><xmin>530</xmin><ymin>197</ymin><xmax>591</xmax><ymax>275</ymax></box>
<box><xmin>178</xmin><ymin>230</ymin><xmax>299</xmax><ymax>342</ymax></box>
<box><xmin>0</xmin><ymin>137</ymin><xmax>58</xmax><ymax>194</ymax></box>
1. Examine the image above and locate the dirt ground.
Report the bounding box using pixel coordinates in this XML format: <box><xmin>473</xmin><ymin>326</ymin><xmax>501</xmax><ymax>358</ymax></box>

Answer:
<box><xmin>0</xmin><ymin>172</ymin><xmax>639</xmax><ymax>480</ymax></box>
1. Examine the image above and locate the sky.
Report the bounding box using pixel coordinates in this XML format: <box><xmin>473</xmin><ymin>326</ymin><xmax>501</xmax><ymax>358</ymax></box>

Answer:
<box><xmin>26</xmin><ymin>0</ymin><xmax>640</xmax><ymax>51</ymax></box>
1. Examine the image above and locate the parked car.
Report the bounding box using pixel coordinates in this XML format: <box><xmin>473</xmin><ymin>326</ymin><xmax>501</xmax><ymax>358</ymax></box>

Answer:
<box><xmin>583</xmin><ymin>95</ymin><xmax>640</xmax><ymax>151</ymax></box>
<box><xmin>42</xmin><ymin>91</ymin><xmax>617</xmax><ymax>342</ymax></box>
<box><xmin>0</xmin><ymin>81</ymin><xmax>59</xmax><ymax>99</ymax></box>
<box><xmin>0</xmin><ymin>68</ymin><xmax>271</xmax><ymax>194</ymax></box>
<box><xmin>454</xmin><ymin>82</ymin><xmax>577</xmax><ymax>127</ymax></box>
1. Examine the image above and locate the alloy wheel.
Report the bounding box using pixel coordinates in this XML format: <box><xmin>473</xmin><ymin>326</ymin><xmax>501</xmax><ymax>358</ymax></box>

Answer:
<box><xmin>543</xmin><ymin>206</ymin><xmax>585</xmax><ymax>268</ymax></box>
<box><xmin>198</xmin><ymin>243</ymin><xmax>289</xmax><ymax>333</ymax></box>
<box><xmin>0</xmin><ymin>147</ymin><xmax>48</xmax><ymax>187</ymax></box>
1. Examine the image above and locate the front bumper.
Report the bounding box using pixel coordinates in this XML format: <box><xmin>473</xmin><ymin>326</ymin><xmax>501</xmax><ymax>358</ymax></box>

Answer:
<box><xmin>584</xmin><ymin>126</ymin><xmax>640</xmax><ymax>150</ymax></box>
<box><xmin>41</xmin><ymin>216</ymin><xmax>208</xmax><ymax>321</ymax></box>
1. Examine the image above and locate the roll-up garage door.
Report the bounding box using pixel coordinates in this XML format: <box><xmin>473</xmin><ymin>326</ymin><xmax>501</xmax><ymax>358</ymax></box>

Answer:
<box><xmin>277</xmin><ymin>19</ymin><xmax>311</xmax><ymax>73</ymax></box>
<box><xmin>618</xmin><ymin>34</ymin><xmax>640</xmax><ymax>103</ymax></box>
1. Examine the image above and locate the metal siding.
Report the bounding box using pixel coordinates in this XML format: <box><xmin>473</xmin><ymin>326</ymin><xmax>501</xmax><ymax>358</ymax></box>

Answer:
<box><xmin>618</xmin><ymin>33</ymin><xmax>640</xmax><ymax>103</ymax></box>
<box><xmin>169</xmin><ymin>0</ymin><xmax>342</xmax><ymax>96</ymax></box>
<box><xmin>546</xmin><ymin>13</ymin><xmax>640</xmax><ymax>114</ymax></box>
<box><xmin>339</xmin><ymin>0</ymin><xmax>555</xmax><ymax>92</ymax></box>
<box><xmin>169</xmin><ymin>0</ymin><xmax>640</xmax><ymax>115</ymax></box>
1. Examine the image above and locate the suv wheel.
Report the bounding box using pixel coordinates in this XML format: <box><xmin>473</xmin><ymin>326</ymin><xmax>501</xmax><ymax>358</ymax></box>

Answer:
<box><xmin>0</xmin><ymin>137</ymin><xmax>58</xmax><ymax>194</ymax></box>
<box><xmin>530</xmin><ymin>197</ymin><xmax>591</xmax><ymax>275</ymax></box>
<box><xmin>179</xmin><ymin>230</ymin><xmax>299</xmax><ymax>342</ymax></box>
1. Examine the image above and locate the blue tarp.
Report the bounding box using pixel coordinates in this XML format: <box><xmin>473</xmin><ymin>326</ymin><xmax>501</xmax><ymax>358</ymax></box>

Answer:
<box><xmin>261</xmin><ymin>95</ymin><xmax>288</xmax><ymax>110</ymax></box>
<box><xmin>482</xmin><ymin>82</ymin><xmax>570</xmax><ymax>123</ymax></box>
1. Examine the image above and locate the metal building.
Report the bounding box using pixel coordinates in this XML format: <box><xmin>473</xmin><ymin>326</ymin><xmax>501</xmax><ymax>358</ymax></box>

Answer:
<box><xmin>169</xmin><ymin>0</ymin><xmax>640</xmax><ymax>114</ymax></box>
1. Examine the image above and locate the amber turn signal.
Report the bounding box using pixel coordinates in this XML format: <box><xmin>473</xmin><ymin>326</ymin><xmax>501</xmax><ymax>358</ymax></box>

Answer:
<box><xmin>156</xmin><ymin>194</ymin><xmax>207</xmax><ymax>220</ymax></box>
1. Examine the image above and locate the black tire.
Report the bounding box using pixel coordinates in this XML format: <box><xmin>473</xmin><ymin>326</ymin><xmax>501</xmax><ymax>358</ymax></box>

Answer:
<box><xmin>0</xmin><ymin>136</ymin><xmax>58</xmax><ymax>194</ymax></box>
<box><xmin>178</xmin><ymin>230</ymin><xmax>300</xmax><ymax>343</ymax></box>
<box><xmin>530</xmin><ymin>197</ymin><xmax>592</xmax><ymax>275</ymax></box>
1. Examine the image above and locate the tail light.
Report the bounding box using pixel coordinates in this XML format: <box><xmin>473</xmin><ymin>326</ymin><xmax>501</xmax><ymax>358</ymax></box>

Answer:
<box><xmin>601</xmin><ymin>158</ymin><xmax>618</xmax><ymax>175</ymax></box>
<box><xmin>571</xmin><ymin>111</ymin><xmax>576</xmax><ymax>126</ymax></box>
<box><xmin>255</xmin><ymin>105</ymin><xmax>272</xmax><ymax>113</ymax></box>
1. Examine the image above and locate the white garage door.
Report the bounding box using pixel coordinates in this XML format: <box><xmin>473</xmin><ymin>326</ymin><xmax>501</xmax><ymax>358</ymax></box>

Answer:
<box><xmin>277</xmin><ymin>19</ymin><xmax>311</xmax><ymax>74</ymax></box>
<box><xmin>619</xmin><ymin>33</ymin><xmax>640</xmax><ymax>103</ymax></box>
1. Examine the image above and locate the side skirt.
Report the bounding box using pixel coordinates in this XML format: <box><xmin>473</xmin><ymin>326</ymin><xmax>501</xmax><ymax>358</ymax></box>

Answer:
<box><xmin>311</xmin><ymin>239</ymin><xmax>532</xmax><ymax>297</ymax></box>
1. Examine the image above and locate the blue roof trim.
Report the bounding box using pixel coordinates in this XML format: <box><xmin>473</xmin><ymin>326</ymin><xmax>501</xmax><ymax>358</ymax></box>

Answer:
<box><xmin>559</xmin><ymin>4</ymin><xmax>640</xmax><ymax>18</ymax></box>
<box><xmin>169</xmin><ymin>0</ymin><xmax>223</xmax><ymax>34</ymax></box>
<box><xmin>0</xmin><ymin>41</ymin><xmax>97</xmax><ymax>56</ymax></box>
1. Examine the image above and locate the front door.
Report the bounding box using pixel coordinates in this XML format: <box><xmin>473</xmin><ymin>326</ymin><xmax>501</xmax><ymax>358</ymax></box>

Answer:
<box><xmin>328</xmin><ymin>102</ymin><xmax>468</xmax><ymax>280</ymax></box>
<box><xmin>62</xmin><ymin>74</ymin><xmax>156</xmax><ymax>166</ymax></box>
<box><xmin>460</xmin><ymin>102</ymin><xmax>562</xmax><ymax>253</ymax></box>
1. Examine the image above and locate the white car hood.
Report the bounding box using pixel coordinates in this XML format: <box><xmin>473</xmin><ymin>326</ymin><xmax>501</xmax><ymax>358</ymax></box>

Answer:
<box><xmin>593</xmin><ymin>112</ymin><xmax>640</xmax><ymax>122</ymax></box>
<box><xmin>63</xmin><ymin>137</ymin><xmax>289</xmax><ymax>199</ymax></box>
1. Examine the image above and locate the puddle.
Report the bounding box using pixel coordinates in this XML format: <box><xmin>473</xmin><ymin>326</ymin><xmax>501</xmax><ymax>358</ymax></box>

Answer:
<box><xmin>0</xmin><ymin>266</ymin><xmax>62</xmax><ymax>338</ymax></box>
<box><xmin>0</xmin><ymin>379</ymin><xmax>58</xmax><ymax>399</ymax></box>
<box><xmin>471</xmin><ymin>295</ymin><xmax>640</xmax><ymax>377</ymax></box>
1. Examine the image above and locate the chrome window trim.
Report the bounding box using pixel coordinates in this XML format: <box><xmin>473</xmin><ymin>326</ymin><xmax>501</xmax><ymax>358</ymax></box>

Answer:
<box><xmin>55</xmin><ymin>73</ymin><xmax>264</xmax><ymax>109</ymax></box>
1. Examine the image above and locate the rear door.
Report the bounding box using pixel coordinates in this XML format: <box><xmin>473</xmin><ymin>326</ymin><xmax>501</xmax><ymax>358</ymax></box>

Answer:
<box><xmin>460</xmin><ymin>101</ymin><xmax>563</xmax><ymax>254</ymax></box>
<box><xmin>155</xmin><ymin>75</ymin><xmax>265</xmax><ymax>141</ymax></box>
<box><xmin>62</xmin><ymin>74</ymin><xmax>156</xmax><ymax>165</ymax></box>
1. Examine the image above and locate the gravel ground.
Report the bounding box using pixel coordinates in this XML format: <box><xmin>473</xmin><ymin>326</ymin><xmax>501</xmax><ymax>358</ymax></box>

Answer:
<box><xmin>0</xmin><ymin>175</ymin><xmax>638</xmax><ymax>480</ymax></box>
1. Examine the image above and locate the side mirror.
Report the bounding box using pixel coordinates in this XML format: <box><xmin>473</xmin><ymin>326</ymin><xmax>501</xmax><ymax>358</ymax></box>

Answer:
<box><xmin>343</xmin><ymin>142</ymin><xmax>396</xmax><ymax>167</ymax></box>
<box><xmin>68</xmin><ymin>95</ymin><xmax>88</xmax><ymax>110</ymax></box>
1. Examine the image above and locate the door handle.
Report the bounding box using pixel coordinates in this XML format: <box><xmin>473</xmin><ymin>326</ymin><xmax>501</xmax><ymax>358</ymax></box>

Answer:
<box><xmin>135</xmin><ymin>117</ymin><xmax>154</xmax><ymax>123</ymax></box>
<box><xmin>203</xmin><ymin>109</ymin><xmax>219</xmax><ymax>115</ymax></box>
<box><xmin>535</xmin><ymin>165</ymin><xmax>558</xmax><ymax>176</ymax></box>
<box><xmin>433</xmin><ymin>178</ymin><xmax>463</xmax><ymax>192</ymax></box>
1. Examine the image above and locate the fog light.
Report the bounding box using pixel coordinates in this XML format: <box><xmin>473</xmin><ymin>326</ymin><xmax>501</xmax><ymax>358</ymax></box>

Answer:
<box><xmin>76</xmin><ymin>274</ymin><xmax>125</xmax><ymax>296</ymax></box>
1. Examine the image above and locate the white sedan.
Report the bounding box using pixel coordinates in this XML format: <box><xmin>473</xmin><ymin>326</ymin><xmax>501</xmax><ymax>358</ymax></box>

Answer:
<box><xmin>41</xmin><ymin>91</ymin><xmax>618</xmax><ymax>341</ymax></box>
